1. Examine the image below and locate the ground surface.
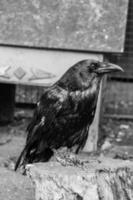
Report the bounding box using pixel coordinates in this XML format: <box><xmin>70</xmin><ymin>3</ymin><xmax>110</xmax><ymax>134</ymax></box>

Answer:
<box><xmin>0</xmin><ymin>109</ymin><xmax>35</xmax><ymax>200</ymax></box>
<box><xmin>0</xmin><ymin>108</ymin><xmax>133</xmax><ymax>200</ymax></box>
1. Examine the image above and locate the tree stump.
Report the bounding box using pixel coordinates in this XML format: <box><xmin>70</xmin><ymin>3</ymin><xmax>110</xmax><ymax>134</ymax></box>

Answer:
<box><xmin>27</xmin><ymin>156</ymin><xmax>133</xmax><ymax>200</ymax></box>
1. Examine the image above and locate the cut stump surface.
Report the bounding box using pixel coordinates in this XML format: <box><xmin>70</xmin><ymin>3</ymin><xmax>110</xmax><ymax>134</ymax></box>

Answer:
<box><xmin>27</xmin><ymin>156</ymin><xmax>133</xmax><ymax>200</ymax></box>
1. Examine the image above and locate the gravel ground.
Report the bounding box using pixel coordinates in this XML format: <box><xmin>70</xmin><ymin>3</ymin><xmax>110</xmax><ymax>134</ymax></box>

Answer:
<box><xmin>0</xmin><ymin>167</ymin><xmax>34</xmax><ymax>200</ymax></box>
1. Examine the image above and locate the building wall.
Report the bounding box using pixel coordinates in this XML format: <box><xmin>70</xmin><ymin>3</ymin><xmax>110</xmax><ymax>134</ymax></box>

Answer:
<box><xmin>0</xmin><ymin>0</ymin><xmax>128</xmax><ymax>52</ymax></box>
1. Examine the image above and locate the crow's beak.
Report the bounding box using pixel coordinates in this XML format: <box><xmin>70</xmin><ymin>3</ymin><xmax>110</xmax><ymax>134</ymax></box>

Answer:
<box><xmin>96</xmin><ymin>62</ymin><xmax>124</xmax><ymax>74</ymax></box>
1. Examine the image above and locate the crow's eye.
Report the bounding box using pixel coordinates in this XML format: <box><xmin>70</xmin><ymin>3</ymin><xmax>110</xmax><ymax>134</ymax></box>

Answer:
<box><xmin>89</xmin><ymin>63</ymin><xmax>97</xmax><ymax>72</ymax></box>
<box><xmin>90</xmin><ymin>62</ymin><xmax>100</xmax><ymax>72</ymax></box>
<box><xmin>91</xmin><ymin>63</ymin><xmax>95</xmax><ymax>67</ymax></box>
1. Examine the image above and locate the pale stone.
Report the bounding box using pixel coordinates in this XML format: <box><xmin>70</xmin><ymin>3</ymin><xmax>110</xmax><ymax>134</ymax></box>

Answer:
<box><xmin>101</xmin><ymin>140</ymin><xmax>112</xmax><ymax>150</ymax></box>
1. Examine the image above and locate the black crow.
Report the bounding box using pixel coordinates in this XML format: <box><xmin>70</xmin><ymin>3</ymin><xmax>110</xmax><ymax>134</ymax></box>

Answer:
<box><xmin>15</xmin><ymin>59</ymin><xmax>123</xmax><ymax>170</ymax></box>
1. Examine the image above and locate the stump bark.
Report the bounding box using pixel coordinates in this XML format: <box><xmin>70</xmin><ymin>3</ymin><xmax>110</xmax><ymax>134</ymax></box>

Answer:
<box><xmin>27</xmin><ymin>156</ymin><xmax>133</xmax><ymax>200</ymax></box>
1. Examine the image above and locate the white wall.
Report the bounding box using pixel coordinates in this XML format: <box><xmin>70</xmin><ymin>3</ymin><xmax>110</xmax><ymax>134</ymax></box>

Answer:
<box><xmin>0</xmin><ymin>46</ymin><xmax>103</xmax><ymax>86</ymax></box>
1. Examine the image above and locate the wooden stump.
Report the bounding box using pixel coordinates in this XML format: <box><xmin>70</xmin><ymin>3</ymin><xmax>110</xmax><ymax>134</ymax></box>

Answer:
<box><xmin>27</xmin><ymin>156</ymin><xmax>133</xmax><ymax>200</ymax></box>
<box><xmin>0</xmin><ymin>83</ymin><xmax>15</xmax><ymax>124</ymax></box>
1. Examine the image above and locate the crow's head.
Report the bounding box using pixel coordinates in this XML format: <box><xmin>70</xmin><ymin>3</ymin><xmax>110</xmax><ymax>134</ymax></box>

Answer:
<box><xmin>58</xmin><ymin>59</ymin><xmax>123</xmax><ymax>91</ymax></box>
<box><xmin>87</xmin><ymin>60</ymin><xmax>123</xmax><ymax>75</ymax></box>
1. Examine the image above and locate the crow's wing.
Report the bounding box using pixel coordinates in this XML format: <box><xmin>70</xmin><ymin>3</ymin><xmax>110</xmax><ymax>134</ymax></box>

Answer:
<box><xmin>15</xmin><ymin>85</ymin><xmax>69</xmax><ymax>170</ymax></box>
<box><xmin>26</xmin><ymin>85</ymin><xmax>68</xmax><ymax>144</ymax></box>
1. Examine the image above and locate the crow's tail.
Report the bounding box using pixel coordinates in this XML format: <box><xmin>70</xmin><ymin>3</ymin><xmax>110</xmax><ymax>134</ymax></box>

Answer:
<box><xmin>15</xmin><ymin>143</ymin><xmax>54</xmax><ymax>171</ymax></box>
<box><xmin>15</xmin><ymin>117</ymin><xmax>54</xmax><ymax>171</ymax></box>
<box><xmin>14</xmin><ymin>146</ymin><xmax>28</xmax><ymax>171</ymax></box>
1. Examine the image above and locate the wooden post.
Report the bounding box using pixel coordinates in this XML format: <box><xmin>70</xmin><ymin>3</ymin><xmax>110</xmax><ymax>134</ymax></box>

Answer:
<box><xmin>0</xmin><ymin>83</ymin><xmax>15</xmax><ymax>124</ymax></box>
<box><xmin>83</xmin><ymin>80</ymin><xmax>103</xmax><ymax>152</ymax></box>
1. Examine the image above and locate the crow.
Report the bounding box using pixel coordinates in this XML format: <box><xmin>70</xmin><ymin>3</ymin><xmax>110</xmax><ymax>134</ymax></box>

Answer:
<box><xmin>15</xmin><ymin>59</ymin><xmax>123</xmax><ymax>170</ymax></box>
